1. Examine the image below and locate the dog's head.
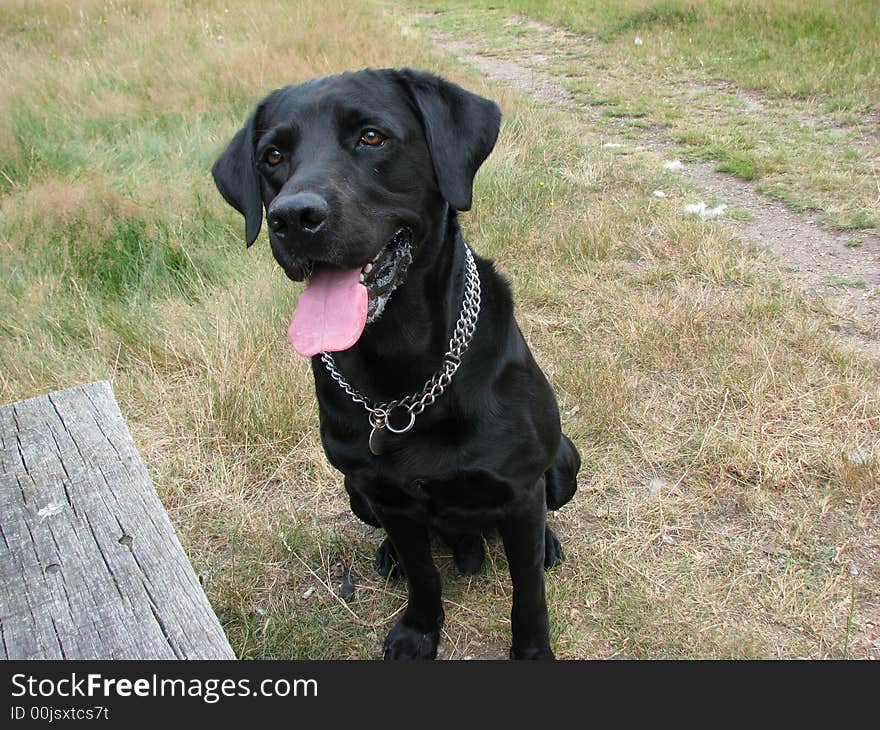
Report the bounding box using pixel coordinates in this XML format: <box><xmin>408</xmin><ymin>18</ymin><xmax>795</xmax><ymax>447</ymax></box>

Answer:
<box><xmin>211</xmin><ymin>68</ymin><xmax>500</xmax><ymax>355</ymax></box>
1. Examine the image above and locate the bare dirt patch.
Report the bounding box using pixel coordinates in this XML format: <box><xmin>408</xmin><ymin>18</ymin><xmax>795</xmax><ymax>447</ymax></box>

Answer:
<box><xmin>686</xmin><ymin>162</ymin><xmax>880</xmax><ymax>313</ymax></box>
<box><xmin>435</xmin><ymin>38</ymin><xmax>573</xmax><ymax>105</ymax></box>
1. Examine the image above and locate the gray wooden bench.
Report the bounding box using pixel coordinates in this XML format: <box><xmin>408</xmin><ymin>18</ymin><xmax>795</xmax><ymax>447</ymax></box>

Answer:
<box><xmin>0</xmin><ymin>381</ymin><xmax>234</xmax><ymax>659</ymax></box>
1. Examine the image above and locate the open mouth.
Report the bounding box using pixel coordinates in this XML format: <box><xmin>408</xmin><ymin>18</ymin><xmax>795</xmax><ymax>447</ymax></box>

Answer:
<box><xmin>286</xmin><ymin>227</ymin><xmax>413</xmax><ymax>357</ymax></box>
<box><xmin>359</xmin><ymin>227</ymin><xmax>413</xmax><ymax>322</ymax></box>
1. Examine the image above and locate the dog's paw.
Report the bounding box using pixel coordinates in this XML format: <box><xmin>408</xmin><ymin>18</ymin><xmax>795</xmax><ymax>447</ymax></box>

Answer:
<box><xmin>383</xmin><ymin>620</ymin><xmax>441</xmax><ymax>660</ymax></box>
<box><xmin>510</xmin><ymin>645</ymin><xmax>555</xmax><ymax>660</ymax></box>
<box><xmin>374</xmin><ymin>538</ymin><xmax>403</xmax><ymax>579</ymax></box>
<box><xmin>544</xmin><ymin>527</ymin><xmax>565</xmax><ymax>571</ymax></box>
<box><xmin>453</xmin><ymin>535</ymin><xmax>485</xmax><ymax>575</ymax></box>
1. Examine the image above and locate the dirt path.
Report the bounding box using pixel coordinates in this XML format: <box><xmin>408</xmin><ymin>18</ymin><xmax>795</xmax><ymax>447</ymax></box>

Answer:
<box><xmin>425</xmin><ymin>22</ymin><xmax>880</xmax><ymax>355</ymax></box>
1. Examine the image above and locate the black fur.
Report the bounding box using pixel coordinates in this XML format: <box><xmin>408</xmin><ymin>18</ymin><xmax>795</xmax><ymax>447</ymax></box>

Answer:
<box><xmin>213</xmin><ymin>68</ymin><xmax>580</xmax><ymax>660</ymax></box>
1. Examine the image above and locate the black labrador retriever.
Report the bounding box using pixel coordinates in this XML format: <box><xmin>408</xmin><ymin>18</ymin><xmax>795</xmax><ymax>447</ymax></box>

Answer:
<box><xmin>212</xmin><ymin>68</ymin><xmax>580</xmax><ymax>660</ymax></box>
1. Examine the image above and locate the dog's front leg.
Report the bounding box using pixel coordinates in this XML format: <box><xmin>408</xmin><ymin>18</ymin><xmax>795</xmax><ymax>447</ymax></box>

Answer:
<box><xmin>499</xmin><ymin>483</ymin><xmax>554</xmax><ymax>660</ymax></box>
<box><xmin>375</xmin><ymin>510</ymin><xmax>444</xmax><ymax>660</ymax></box>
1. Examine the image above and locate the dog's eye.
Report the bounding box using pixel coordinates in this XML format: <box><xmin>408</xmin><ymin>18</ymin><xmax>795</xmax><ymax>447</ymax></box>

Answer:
<box><xmin>359</xmin><ymin>130</ymin><xmax>385</xmax><ymax>147</ymax></box>
<box><xmin>264</xmin><ymin>148</ymin><xmax>284</xmax><ymax>166</ymax></box>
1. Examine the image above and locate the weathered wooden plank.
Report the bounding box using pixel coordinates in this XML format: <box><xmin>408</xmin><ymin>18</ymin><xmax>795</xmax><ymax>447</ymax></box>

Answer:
<box><xmin>0</xmin><ymin>381</ymin><xmax>235</xmax><ymax>660</ymax></box>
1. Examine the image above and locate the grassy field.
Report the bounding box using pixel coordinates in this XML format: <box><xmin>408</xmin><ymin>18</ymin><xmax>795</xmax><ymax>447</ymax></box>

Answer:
<box><xmin>403</xmin><ymin>0</ymin><xmax>880</xmax><ymax>231</ymax></box>
<box><xmin>415</xmin><ymin>0</ymin><xmax>880</xmax><ymax>102</ymax></box>
<box><xmin>1</xmin><ymin>0</ymin><xmax>878</xmax><ymax>658</ymax></box>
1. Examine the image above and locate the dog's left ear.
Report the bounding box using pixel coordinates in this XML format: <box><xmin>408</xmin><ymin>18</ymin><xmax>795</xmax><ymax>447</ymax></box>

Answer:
<box><xmin>399</xmin><ymin>70</ymin><xmax>501</xmax><ymax>212</ymax></box>
<box><xmin>212</xmin><ymin>101</ymin><xmax>267</xmax><ymax>247</ymax></box>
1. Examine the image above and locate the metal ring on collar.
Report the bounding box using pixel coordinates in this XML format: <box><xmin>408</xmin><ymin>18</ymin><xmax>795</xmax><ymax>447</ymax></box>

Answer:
<box><xmin>384</xmin><ymin>404</ymin><xmax>416</xmax><ymax>434</ymax></box>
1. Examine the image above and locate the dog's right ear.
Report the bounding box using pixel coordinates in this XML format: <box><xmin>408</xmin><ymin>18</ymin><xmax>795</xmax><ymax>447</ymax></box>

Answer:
<box><xmin>212</xmin><ymin>103</ymin><xmax>265</xmax><ymax>247</ymax></box>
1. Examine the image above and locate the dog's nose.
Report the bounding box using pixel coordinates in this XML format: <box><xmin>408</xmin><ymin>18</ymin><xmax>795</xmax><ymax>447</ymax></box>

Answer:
<box><xmin>267</xmin><ymin>193</ymin><xmax>329</xmax><ymax>237</ymax></box>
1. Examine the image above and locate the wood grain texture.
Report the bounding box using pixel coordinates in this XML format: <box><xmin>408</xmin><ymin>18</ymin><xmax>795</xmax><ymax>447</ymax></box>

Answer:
<box><xmin>0</xmin><ymin>381</ymin><xmax>235</xmax><ymax>660</ymax></box>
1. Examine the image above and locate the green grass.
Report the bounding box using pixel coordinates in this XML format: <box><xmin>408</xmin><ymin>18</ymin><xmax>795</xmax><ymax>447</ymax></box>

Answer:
<box><xmin>1</xmin><ymin>0</ymin><xmax>879</xmax><ymax>659</ymax></box>
<box><xmin>604</xmin><ymin>2</ymin><xmax>703</xmax><ymax>37</ymax></box>
<box><xmin>822</xmin><ymin>276</ymin><xmax>869</xmax><ymax>289</ymax></box>
<box><xmin>412</xmin><ymin>0</ymin><xmax>879</xmax><ymax>105</ymax></box>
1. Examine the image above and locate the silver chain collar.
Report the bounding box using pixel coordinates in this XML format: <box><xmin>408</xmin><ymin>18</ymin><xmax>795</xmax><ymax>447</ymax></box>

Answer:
<box><xmin>320</xmin><ymin>240</ymin><xmax>481</xmax><ymax>445</ymax></box>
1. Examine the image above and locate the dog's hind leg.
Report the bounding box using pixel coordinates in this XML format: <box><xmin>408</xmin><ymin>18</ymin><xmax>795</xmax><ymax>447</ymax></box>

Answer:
<box><xmin>375</xmin><ymin>538</ymin><xmax>403</xmax><ymax>579</ymax></box>
<box><xmin>344</xmin><ymin>477</ymin><xmax>403</xmax><ymax>579</ymax></box>
<box><xmin>439</xmin><ymin>532</ymin><xmax>486</xmax><ymax>575</ymax></box>
<box><xmin>541</xmin><ymin>436</ymin><xmax>578</xmax><ymax>571</ymax></box>
<box><xmin>545</xmin><ymin>434</ymin><xmax>580</xmax><ymax>511</ymax></box>
<box><xmin>543</xmin><ymin>525</ymin><xmax>564</xmax><ymax>570</ymax></box>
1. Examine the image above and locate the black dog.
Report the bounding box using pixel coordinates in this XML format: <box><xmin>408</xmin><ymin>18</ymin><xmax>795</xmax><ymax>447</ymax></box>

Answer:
<box><xmin>213</xmin><ymin>68</ymin><xmax>580</xmax><ymax>660</ymax></box>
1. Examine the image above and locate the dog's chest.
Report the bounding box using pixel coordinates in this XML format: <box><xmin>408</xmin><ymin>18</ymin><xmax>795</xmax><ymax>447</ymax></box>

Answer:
<box><xmin>321</xmin><ymin>399</ymin><xmax>549</xmax><ymax>524</ymax></box>
<box><xmin>357</xmin><ymin>466</ymin><xmax>517</xmax><ymax>525</ymax></box>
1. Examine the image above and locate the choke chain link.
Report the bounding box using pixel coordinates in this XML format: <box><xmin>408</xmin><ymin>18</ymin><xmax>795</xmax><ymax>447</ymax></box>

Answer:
<box><xmin>320</xmin><ymin>241</ymin><xmax>481</xmax><ymax>434</ymax></box>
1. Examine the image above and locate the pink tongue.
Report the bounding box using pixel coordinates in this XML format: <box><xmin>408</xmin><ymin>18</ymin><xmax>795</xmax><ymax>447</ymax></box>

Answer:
<box><xmin>287</xmin><ymin>268</ymin><xmax>367</xmax><ymax>357</ymax></box>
